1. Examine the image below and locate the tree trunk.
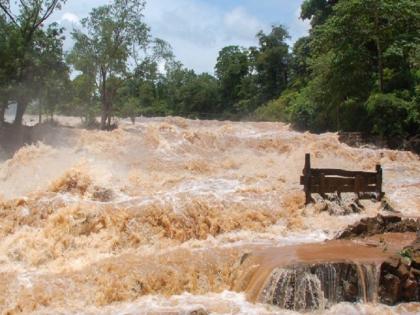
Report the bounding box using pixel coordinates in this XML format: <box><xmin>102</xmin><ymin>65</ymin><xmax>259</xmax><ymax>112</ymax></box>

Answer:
<box><xmin>376</xmin><ymin>40</ymin><xmax>384</xmax><ymax>92</ymax></box>
<box><xmin>107</xmin><ymin>114</ymin><xmax>111</xmax><ymax>129</ymax></box>
<box><xmin>100</xmin><ymin>107</ymin><xmax>107</xmax><ymax>130</ymax></box>
<box><xmin>38</xmin><ymin>103</ymin><xmax>42</xmax><ymax>124</ymax></box>
<box><xmin>336</xmin><ymin>103</ymin><xmax>340</xmax><ymax>132</ymax></box>
<box><xmin>374</xmin><ymin>3</ymin><xmax>384</xmax><ymax>92</ymax></box>
<box><xmin>0</xmin><ymin>102</ymin><xmax>6</xmax><ymax>126</ymax></box>
<box><xmin>100</xmin><ymin>69</ymin><xmax>108</xmax><ymax>130</ymax></box>
<box><xmin>14</xmin><ymin>100</ymin><xmax>28</xmax><ymax>125</ymax></box>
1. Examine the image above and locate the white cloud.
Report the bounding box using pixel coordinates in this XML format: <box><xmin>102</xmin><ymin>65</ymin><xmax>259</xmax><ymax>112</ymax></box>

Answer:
<box><xmin>144</xmin><ymin>0</ymin><xmax>267</xmax><ymax>74</ymax></box>
<box><xmin>223</xmin><ymin>7</ymin><xmax>267</xmax><ymax>42</ymax></box>
<box><xmin>60</xmin><ymin>12</ymin><xmax>80</xmax><ymax>24</ymax></box>
<box><xmin>50</xmin><ymin>0</ymin><xmax>309</xmax><ymax>74</ymax></box>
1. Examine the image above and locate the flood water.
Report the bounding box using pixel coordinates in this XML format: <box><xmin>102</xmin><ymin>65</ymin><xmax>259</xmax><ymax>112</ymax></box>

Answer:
<box><xmin>0</xmin><ymin>117</ymin><xmax>419</xmax><ymax>314</ymax></box>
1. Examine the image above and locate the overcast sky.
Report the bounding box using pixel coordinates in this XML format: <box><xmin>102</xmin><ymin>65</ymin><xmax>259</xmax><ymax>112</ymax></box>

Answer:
<box><xmin>53</xmin><ymin>0</ymin><xmax>309</xmax><ymax>74</ymax></box>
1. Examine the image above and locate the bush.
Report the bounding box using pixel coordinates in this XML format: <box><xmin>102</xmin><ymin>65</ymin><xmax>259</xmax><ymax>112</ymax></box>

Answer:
<box><xmin>287</xmin><ymin>91</ymin><xmax>317</xmax><ymax>131</ymax></box>
<box><xmin>254</xmin><ymin>91</ymin><xmax>297</xmax><ymax>122</ymax></box>
<box><xmin>365</xmin><ymin>93</ymin><xmax>419</xmax><ymax>138</ymax></box>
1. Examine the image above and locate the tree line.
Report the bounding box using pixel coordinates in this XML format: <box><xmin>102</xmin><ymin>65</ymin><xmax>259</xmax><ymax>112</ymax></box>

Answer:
<box><xmin>0</xmin><ymin>0</ymin><xmax>418</xmax><ymax>141</ymax></box>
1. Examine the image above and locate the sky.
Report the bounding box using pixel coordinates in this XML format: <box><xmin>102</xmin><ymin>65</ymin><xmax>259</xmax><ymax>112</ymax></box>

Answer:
<box><xmin>53</xmin><ymin>0</ymin><xmax>309</xmax><ymax>74</ymax></box>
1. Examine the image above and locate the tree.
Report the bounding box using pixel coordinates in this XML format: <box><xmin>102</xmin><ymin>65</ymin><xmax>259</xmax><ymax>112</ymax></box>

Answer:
<box><xmin>215</xmin><ymin>46</ymin><xmax>249</xmax><ymax>112</ymax></box>
<box><xmin>290</xmin><ymin>37</ymin><xmax>312</xmax><ymax>89</ymax></box>
<box><xmin>310</xmin><ymin>0</ymin><xmax>419</xmax><ymax>130</ymax></box>
<box><xmin>255</xmin><ymin>0</ymin><xmax>419</xmax><ymax>141</ymax></box>
<box><xmin>366</xmin><ymin>93</ymin><xmax>419</xmax><ymax>138</ymax></box>
<box><xmin>0</xmin><ymin>14</ymin><xmax>14</xmax><ymax>125</ymax></box>
<box><xmin>301</xmin><ymin>0</ymin><xmax>338</xmax><ymax>27</ymax></box>
<box><xmin>34</xmin><ymin>23</ymin><xmax>69</xmax><ymax>121</ymax></box>
<box><xmin>0</xmin><ymin>0</ymin><xmax>67</xmax><ymax>125</ymax></box>
<box><xmin>254</xmin><ymin>25</ymin><xmax>291</xmax><ymax>103</ymax></box>
<box><xmin>160</xmin><ymin>62</ymin><xmax>220</xmax><ymax>118</ymax></box>
<box><xmin>68</xmin><ymin>0</ymin><xmax>172</xmax><ymax>129</ymax></box>
<box><xmin>66</xmin><ymin>74</ymin><xmax>99</xmax><ymax>125</ymax></box>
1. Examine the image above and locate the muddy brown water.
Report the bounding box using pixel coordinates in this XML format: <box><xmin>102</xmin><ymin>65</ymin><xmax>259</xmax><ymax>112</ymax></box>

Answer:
<box><xmin>237</xmin><ymin>233</ymin><xmax>416</xmax><ymax>304</ymax></box>
<box><xmin>0</xmin><ymin>116</ymin><xmax>419</xmax><ymax>314</ymax></box>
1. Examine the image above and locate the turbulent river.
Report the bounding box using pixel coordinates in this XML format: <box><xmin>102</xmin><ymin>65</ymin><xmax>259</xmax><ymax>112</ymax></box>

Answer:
<box><xmin>0</xmin><ymin>117</ymin><xmax>419</xmax><ymax>314</ymax></box>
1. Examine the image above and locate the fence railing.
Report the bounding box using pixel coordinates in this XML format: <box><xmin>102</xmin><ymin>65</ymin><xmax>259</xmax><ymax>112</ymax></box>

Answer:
<box><xmin>300</xmin><ymin>153</ymin><xmax>384</xmax><ymax>204</ymax></box>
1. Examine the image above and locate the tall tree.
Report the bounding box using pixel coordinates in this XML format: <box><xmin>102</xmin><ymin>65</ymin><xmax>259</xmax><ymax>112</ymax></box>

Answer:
<box><xmin>301</xmin><ymin>0</ymin><xmax>339</xmax><ymax>27</ymax></box>
<box><xmin>215</xmin><ymin>46</ymin><xmax>249</xmax><ymax>112</ymax></box>
<box><xmin>254</xmin><ymin>25</ymin><xmax>291</xmax><ymax>103</ymax></box>
<box><xmin>68</xmin><ymin>0</ymin><xmax>172</xmax><ymax>129</ymax></box>
<box><xmin>311</xmin><ymin>0</ymin><xmax>419</xmax><ymax>129</ymax></box>
<box><xmin>277</xmin><ymin>0</ymin><xmax>419</xmax><ymax>137</ymax></box>
<box><xmin>0</xmin><ymin>0</ymin><xmax>66</xmax><ymax>125</ymax></box>
<box><xmin>290</xmin><ymin>36</ymin><xmax>312</xmax><ymax>89</ymax></box>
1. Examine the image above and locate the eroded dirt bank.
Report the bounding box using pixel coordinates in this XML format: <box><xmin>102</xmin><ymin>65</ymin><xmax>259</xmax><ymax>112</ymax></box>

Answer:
<box><xmin>0</xmin><ymin>117</ymin><xmax>419</xmax><ymax>314</ymax></box>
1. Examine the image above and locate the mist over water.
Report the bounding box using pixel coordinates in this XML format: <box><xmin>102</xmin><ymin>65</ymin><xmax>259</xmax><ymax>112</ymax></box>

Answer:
<box><xmin>0</xmin><ymin>116</ymin><xmax>419</xmax><ymax>314</ymax></box>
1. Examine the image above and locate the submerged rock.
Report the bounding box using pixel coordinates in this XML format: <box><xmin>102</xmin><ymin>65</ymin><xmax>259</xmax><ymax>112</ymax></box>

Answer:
<box><xmin>187</xmin><ymin>308</ymin><xmax>209</xmax><ymax>315</ymax></box>
<box><xmin>379</xmin><ymin>252</ymin><xmax>420</xmax><ymax>305</ymax></box>
<box><xmin>337</xmin><ymin>214</ymin><xmax>420</xmax><ymax>239</ymax></box>
<box><xmin>91</xmin><ymin>186</ymin><xmax>114</xmax><ymax>202</ymax></box>
<box><xmin>313</xmin><ymin>193</ymin><xmax>364</xmax><ymax>216</ymax></box>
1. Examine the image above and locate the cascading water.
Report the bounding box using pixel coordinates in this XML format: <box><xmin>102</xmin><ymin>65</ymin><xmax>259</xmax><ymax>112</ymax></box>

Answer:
<box><xmin>356</xmin><ymin>263</ymin><xmax>381</xmax><ymax>303</ymax></box>
<box><xmin>261</xmin><ymin>267</ymin><xmax>325</xmax><ymax>310</ymax></box>
<box><xmin>259</xmin><ymin>262</ymin><xmax>382</xmax><ymax>311</ymax></box>
<box><xmin>0</xmin><ymin>116</ymin><xmax>419</xmax><ymax>314</ymax></box>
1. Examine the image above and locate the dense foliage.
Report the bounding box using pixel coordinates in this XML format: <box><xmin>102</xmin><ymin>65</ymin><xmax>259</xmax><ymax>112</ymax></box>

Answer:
<box><xmin>0</xmin><ymin>0</ymin><xmax>418</xmax><ymax>143</ymax></box>
<box><xmin>255</xmin><ymin>0</ymin><xmax>419</xmax><ymax>143</ymax></box>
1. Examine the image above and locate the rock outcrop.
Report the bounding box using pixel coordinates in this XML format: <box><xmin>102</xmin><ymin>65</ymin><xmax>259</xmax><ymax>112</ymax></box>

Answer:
<box><xmin>379</xmin><ymin>238</ymin><xmax>420</xmax><ymax>305</ymax></box>
<box><xmin>337</xmin><ymin>214</ymin><xmax>420</xmax><ymax>239</ymax></box>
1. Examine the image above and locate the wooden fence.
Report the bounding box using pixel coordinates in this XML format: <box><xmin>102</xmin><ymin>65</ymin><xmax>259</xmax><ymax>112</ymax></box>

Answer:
<box><xmin>300</xmin><ymin>153</ymin><xmax>384</xmax><ymax>204</ymax></box>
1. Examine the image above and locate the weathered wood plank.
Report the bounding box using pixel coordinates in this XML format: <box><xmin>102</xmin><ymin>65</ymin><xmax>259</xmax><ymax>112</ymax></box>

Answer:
<box><xmin>301</xmin><ymin>153</ymin><xmax>384</xmax><ymax>204</ymax></box>
<box><xmin>311</xmin><ymin>168</ymin><xmax>377</xmax><ymax>177</ymax></box>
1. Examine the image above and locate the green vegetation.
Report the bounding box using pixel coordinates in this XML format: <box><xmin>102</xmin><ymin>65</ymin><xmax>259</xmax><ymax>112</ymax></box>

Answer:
<box><xmin>0</xmin><ymin>0</ymin><xmax>418</xmax><ymax>142</ymax></box>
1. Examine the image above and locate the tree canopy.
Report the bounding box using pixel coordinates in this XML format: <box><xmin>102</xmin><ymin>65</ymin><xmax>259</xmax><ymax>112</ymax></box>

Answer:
<box><xmin>0</xmin><ymin>0</ymin><xmax>418</xmax><ymax>148</ymax></box>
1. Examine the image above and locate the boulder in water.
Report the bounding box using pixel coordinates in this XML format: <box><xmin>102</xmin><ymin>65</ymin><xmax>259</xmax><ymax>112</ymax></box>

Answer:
<box><xmin>337</xmin><ymin>214</ymin><xmax>420</xmax><ymax>239</ymax></box>
<box><xmin>187</xmin><ymin>308</ymin><xmax>209</xmax><ymax>315</ymax></box>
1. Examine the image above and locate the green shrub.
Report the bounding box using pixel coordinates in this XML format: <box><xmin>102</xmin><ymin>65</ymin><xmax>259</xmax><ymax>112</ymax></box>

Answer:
<box><xmin>287</xmin><ymin>91</ymin><xmax>317</xmax><ymax>131</ymax></box>
<box><xmin>365</xmin><ymin>93</ymin><xmax>419</xmax><ymax>138</ymax></box>
<box><xmin>254</xmin><ymin>91</ymin><xmax>297</xmax><ymax>122</ymax></box>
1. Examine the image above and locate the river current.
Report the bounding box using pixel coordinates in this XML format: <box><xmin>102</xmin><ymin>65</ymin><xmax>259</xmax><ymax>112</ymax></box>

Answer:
<box><xmin>0</xmin><ymin>117</ymin><xmax>419</xmax><ymax>314</ymax></box>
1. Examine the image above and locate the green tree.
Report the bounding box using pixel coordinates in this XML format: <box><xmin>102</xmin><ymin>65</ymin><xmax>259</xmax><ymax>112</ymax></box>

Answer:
<box><xmin>66</xmin><ymin>74</ymin><xmax>99</xmax><ymax>125</ymax></box>
<box><xmin>366</xmin><ymin>93</ymin><xmax>419</xmax><ymax>138</ymax></box>
<box><xmin>0</xmin><ymin>0</ymin><xmax>67</xmax><ymax>125</ymax></box>
<box><xmin>67</xmin><ymin>0</ymin><xmax>171</xmax><ymax>129</ymax></box>
<box><xmin>290</xmin><ymin>36</ymin><xmax>312</xmax><ymax>89</ymax></box>
<box><xmin>283</xmin><ymin>0</ymin><xmax>419</xmax><ymax>135</ymax></box>
<box><xmin>301</xmin><ymin>0</ymin><xmax>338</xmax><ymax>27</ymax></box>
<box><xmin>35</xmin><ymin>24</ymin><xmax>69</xmax><ymax>122</ymax></box>
<box><xmin>254</xmin><ymin>25</ymin><xmax>291</xmax><ymax>103</ymax></box>
<box><xmin>215</xmin><ymin>46</ymin><xmax>249</xmax><ymax>112</ymax></box>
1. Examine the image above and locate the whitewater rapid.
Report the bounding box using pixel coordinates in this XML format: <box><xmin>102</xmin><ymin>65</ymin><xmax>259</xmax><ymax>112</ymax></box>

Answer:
<box><xmin>0</xmin><ymin>117</ymin><xmax>419</xmax><ymax>314</ymax></box>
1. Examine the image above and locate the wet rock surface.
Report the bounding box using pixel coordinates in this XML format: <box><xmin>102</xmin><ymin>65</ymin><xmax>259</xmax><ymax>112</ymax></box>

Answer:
<box><xmin>336</xmin><ymin>215</ymin><xmax>420</xmax><ymax>306</ymax></box>
<box><xmin>337</xmin><ymin>214</ymin><xmax>420</xmax><ymax>239</ymax></box>
<box><xmin>313</xmin><ymin>193</ymin><xmax>365</xmax><ymax>215</ymax></box>
<box><xmin>379</xmin><ymin>238</ymin><xmax>420</xmax><ymax>305</ymax></box>
<box><xmin>255</xmin><ymin>214</ymin><xmax>420</xmax><ymax>311</ymax></box>
<box><xmin>187</xmin><ymin>308</ymin><xmax>209</xmax><ymax>315</ymax></box>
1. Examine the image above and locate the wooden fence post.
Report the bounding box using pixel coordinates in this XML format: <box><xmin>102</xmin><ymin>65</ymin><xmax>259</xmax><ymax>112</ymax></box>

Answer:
<box><xmin>304</xmin><ymin>153</ymin><xmax>312</xmax><ymax>204</ymax></box>
<box><xmin>376</xmin><ymin>164</ymin><xmax>383</xmax><ymax>201</ymax></box>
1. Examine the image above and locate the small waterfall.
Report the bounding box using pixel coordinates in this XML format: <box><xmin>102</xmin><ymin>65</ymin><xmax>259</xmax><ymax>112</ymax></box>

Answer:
<box><xmin>260</xmin><ymin>263</ymin><xmax>381</xmax><ymax>311</ymax></box>
<box><xmin>356</xmin><ymin>263</ymin><xmax>381</xmax><ymax>303</ymax></box>
<box><xmin>261</xmin><ymin>268</ymin><xmax>325</xmax><ymax>311</ymax></box>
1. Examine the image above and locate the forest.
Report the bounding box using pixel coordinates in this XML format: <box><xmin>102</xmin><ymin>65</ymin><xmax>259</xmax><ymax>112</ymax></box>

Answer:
<box><xmin>0</xmin><ymin>0</ymin><xmax>419</xmax><ymax>143</ymax></box>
